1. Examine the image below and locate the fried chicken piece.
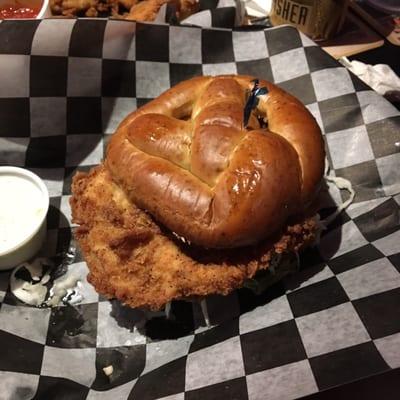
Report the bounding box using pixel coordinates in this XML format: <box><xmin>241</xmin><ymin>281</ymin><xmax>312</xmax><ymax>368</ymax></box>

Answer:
<box><xmin>178</xmin><ymin>0</ymin><xmax>199</xmax><ymax>19</ymax></box>
<box><xmin>118</xmin><ymin>0</ymin><xmax>137</xmax><ymax>10</ymax></box>
<box><xmin>124</xmin><ymin>0</ymin><xmax>172</xmax><ymax>21</ymax></box>
<box><xmin>50</xmin><ymin>0</ymin><xmax>119</xmax><ymax>16</ymax></box>
<box><xmin>124</xmin><ymin>0</ymin><xmax>198</xmax><ymax>21</ymax></box>
<box><xmin>50</xmin><ymin>0</ymin><xmax>197</xmax><ymax>19</ymax></box>
<box><xmin>71</xmin><ymin>165</ymin><xmax>317</xmax><ymax>310</ymax></box>
<box><xmin>50</xmin><ymin>0</ymin><xmax>97</xmax><ymax>15</ymax></box>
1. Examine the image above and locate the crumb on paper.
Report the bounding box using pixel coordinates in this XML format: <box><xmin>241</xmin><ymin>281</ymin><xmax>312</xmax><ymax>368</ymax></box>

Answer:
<box><xmin>103</xmin><ymin>365</ymin><xmax>114</xmax><ymax>376</ymax></box>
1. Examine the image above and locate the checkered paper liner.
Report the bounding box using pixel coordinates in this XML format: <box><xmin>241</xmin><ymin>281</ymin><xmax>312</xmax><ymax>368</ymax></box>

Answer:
<box><xmin>0</xmin><ymin>16</ymin><xmax>400</xmax><ymax>400</ymax></box>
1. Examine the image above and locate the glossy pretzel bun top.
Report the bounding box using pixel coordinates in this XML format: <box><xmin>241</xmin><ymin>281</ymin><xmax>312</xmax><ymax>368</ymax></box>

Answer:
<box><xmin>106</xmin><ymin>75</ymin><xmax>325</xmax><ymax>248</ymax></box>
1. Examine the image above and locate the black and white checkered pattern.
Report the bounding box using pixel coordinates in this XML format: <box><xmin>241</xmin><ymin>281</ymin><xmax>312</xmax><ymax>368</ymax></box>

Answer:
<box><xmin>0</xmin><ymin>17</ymin><xmax>400</xmax><ymax>400</ymax></box>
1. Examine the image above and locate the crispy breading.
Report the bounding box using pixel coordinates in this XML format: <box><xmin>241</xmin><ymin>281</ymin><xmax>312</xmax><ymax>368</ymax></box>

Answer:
<box><xmin>125</xmin><ymin>0</ymin><xmax>171</xmax><ymax>20</ymax></box>
<box><xmin>50</xmin><ymin>0</ymin><xmax>198</xmax><ymax>19</ymax></box>
<box><xmin>70</xmin><ymin>164</ymin><xmax>317</xmax><ymax>310</ymax></box>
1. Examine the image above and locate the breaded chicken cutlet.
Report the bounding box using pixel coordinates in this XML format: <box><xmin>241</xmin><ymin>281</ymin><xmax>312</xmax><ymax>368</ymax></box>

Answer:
<box><xmin>71</xmin><ymin>165</ymin><xmax>318</xmax><ymax>310</ymax></box>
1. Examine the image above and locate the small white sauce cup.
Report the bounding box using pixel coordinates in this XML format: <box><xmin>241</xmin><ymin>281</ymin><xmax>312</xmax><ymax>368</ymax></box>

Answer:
<box><xmin>0</xmin><ymin>167</ymin><xmax>49</xmax><ymax>271</ymax></box>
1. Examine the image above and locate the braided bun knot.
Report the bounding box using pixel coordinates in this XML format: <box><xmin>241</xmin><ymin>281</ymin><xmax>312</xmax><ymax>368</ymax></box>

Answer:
<box><xmin>106</xmin><ymin>75</ymin><xmax>325</xmax><ymax>248</ymax></box>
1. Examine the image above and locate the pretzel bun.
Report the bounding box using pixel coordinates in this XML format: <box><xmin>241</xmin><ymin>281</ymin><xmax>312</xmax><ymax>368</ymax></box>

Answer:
<box><xmin>106</xmin><ymin>75</ymin><xmax>325</xmax><ymax>248</ymax></box>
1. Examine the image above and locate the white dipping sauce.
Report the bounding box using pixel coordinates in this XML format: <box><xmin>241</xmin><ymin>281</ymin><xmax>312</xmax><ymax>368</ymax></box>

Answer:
<box><xmin>10</xmin><ymin>258</ymin><xmax>82</xmax><ymax>307</ymax></box>
<box><xmin>0</xmin><ymin>174</ymin><xmax>46</xmax><ymax>254</ymax></box>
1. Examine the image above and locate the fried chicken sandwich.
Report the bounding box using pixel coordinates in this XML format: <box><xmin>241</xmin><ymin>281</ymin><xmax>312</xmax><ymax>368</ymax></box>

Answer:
<box><xmin>70</xmin><ymin>75</ymin><xmax>325</xmax><ymax>310</ymax></box>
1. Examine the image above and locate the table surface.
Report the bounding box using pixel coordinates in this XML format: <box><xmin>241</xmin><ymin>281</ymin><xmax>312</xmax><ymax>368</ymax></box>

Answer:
<box><xmin>350</xmin><ymin>40</ymin><xmax>400</xmax><ymax>76</ymax></box>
